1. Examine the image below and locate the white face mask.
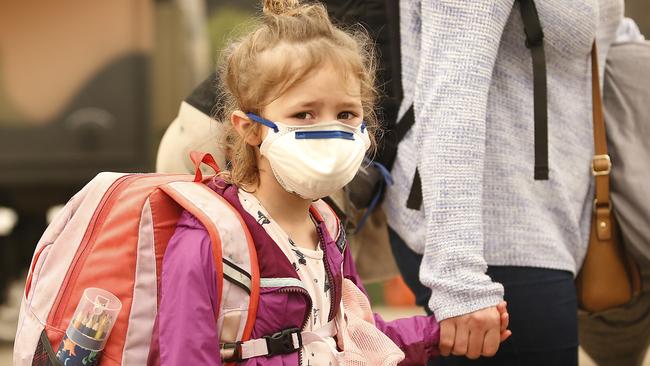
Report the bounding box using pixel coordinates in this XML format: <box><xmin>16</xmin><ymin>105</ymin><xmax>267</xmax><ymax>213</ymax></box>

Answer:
<box><xmin>247</xmin><ymin>113</ymin><xmax>370</xmax><ymax>199</ymax></box>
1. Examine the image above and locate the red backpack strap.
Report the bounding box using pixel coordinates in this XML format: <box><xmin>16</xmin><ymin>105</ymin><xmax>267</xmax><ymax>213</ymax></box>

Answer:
<box><xmin>161</xmin><ymin>182</ymin><xmax>260</xmax><ymax>351</ymax></box>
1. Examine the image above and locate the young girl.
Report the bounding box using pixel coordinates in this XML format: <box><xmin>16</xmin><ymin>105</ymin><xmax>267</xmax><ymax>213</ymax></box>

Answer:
<box><xmin>154</xmin><ymin>1</ymin><xmax>510</xmax><ymax>365</ymax></box>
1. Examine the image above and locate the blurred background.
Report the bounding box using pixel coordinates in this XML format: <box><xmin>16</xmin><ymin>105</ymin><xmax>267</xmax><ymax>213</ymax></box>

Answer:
<box><xmin>0</xmin><ymin>0</ymin><xmax>649</xmax><ymax>364</ymax></box>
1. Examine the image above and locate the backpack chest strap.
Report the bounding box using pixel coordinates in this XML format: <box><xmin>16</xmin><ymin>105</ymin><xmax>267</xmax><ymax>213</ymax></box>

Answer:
<box><xmin>222</xmin><ymin>320</ymin><xmax>337</xmax><ymax>362</ymax></box>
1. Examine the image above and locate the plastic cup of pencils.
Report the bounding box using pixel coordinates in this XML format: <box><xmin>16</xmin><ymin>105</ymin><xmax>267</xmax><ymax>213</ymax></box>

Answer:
<box><xmin>56</xmin><ymin>288</ymin><xmax>122</xmax><ymax>366</ymax></box>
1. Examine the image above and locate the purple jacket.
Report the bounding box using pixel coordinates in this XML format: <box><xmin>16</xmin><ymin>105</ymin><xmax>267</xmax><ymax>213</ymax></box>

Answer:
<box><xmin>149</xmin><ymin>182</ymin><xmax>439</xmax><ymax>365</ymax></box>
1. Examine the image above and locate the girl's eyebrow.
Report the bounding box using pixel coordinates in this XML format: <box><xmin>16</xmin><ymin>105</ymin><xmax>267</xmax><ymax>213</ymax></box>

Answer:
<box><xmin>336</xmin><ymin>101</ymin><xmax>363</xmax><ymax>110</ymax></box>
<box><xmin>290</xmin><ymin>100</ymin><xmax>322</xmax><ymax>109</ymax></box>
<box><xmin>288</xmin><ymin>99</ymin><xmax>361</xmax><ymax>110</ymax></box>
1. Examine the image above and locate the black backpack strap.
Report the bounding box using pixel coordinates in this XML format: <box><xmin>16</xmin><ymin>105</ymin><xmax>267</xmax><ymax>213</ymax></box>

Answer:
<box><xmin>406</xmin><ymin>167</ymin><xmax>423</xmax><ymax>210</ymax></box>
<box><xmin>405</xmin><ymin>0</ymin><xmax>548</xmax><ymax>211</ymax></box>
<box><xmin>399</xmin><ymin>105</ymin><xmax>423</xmax><ymax>210</ymax></box>
<box><xmin>395</xmin><ymin>105</ymin><xmax>415</xmax><ymax>143</ymax></box>
<box><xmin>518</xmin><ymin>0</ymin><xmax>548</xmax><ymax>180</ymax></box>
<box><xmin>393</xmin><ymin>106</ymin><xmax>423</xmax><ymax>210</ymax></box>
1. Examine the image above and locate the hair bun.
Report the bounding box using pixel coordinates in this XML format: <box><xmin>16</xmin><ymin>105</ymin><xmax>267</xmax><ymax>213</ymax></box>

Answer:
<box><xmin>263</xmin><ymin>0</ymin><xmax>300</xmax><ymax>15</ymax></box>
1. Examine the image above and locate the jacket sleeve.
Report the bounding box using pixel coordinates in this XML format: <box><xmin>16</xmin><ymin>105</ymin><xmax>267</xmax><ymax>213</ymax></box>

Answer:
<box><xmin>158</xmin><ymin>217</ymin><xmax>221</xmax><ymax>365</ymax></box>
<box><xmin>402</xmin><ymin>0</ymin><xmax>513</xmax><ymax>321</ymax></box>
<box><xmin>342</xmin><ymin>242</ymin><xmax>439</xmax><ymax>365</ymax></box>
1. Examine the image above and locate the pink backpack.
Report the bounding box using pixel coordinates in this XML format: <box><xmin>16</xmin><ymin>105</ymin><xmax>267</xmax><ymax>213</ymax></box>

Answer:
<box><xmin>14</xmin><ymin>153</ymin><xmax>260</xmax><ymax>366</ymax></box>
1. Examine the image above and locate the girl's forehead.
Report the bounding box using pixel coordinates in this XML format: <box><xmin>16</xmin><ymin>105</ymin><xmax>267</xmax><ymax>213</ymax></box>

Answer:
<box><xmin>256</xmin><ymin>42</ymin><xmax>364</xmax><ymax>108</ymax></box>
<box><xmin>279</xmin><ymin>64</ymin><xmax>362</xmax><ymax>103</ymax></box>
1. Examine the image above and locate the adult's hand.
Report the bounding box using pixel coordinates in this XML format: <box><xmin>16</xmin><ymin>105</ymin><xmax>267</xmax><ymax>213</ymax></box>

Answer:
<box><xmin>438</xmin><ymin>303</ymin><xmax>506</xmax><ymax>359</ymax></box>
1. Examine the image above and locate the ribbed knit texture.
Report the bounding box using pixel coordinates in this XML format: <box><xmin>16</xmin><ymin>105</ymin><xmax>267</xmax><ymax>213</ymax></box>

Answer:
<box><xmin>384</xmin><ymin>0</ymin><xmax>623</xmax><ymax>321</ymax></box>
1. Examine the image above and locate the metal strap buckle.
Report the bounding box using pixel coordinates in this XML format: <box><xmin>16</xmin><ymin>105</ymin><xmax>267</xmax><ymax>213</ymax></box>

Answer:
<box><xmin>264</xmin><ymin>328</ymin><xmax>302</xmax><ymax>356</ymax></box>
<box><xmin>592</xmin><ymin>154</ymin><xmax>612</xmax><ymax>176</ymax></box>
<box><xmin>593</xmin><ymin>199</ymin><xmax>612</xmax><ymax>214</ymax></box>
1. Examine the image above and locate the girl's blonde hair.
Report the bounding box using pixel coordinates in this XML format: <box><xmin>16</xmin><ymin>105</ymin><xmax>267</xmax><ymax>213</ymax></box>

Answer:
<box><xmin>218</xmin><ymin>0</ymin><xmax>379</xmax><ymax>188</ymax></box>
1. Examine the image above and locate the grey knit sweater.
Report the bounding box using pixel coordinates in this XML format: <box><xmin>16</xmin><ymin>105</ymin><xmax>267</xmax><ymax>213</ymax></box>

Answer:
<box><xmin>384</xmin><ymin>0</ymin><xmax>623</xmax><ymax>321</ymax></box>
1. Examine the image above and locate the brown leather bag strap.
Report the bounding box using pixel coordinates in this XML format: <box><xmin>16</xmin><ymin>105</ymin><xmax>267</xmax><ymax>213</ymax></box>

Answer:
<box><xmin>591</xmin><ymin>43</ymin><xmax>613</xmax><ymax>241</ymax></box>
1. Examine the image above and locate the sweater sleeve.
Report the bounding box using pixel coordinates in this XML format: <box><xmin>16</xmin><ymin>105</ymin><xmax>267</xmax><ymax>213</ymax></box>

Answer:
<box><xmin>158</xmin><ymin>218</ymin><xmax>221</xmax><ymax>365</ymax></box>
<box><xmin>407</xmin><ymin>0</ymin><xmax>515</xmax><ymax>320</ymax></box>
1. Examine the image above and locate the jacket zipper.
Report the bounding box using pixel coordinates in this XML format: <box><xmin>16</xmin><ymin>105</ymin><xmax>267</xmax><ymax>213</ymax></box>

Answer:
<box><xmin>49</xmin><ymin>174</ymin><xmax>136</xmax><ymax>327</ymax></box>
<box><xmin>316</xmin><ymin>225</ymin><xmax>338</xmax><ymax>322</ymax></box>
<box><xmin>277</xmin><ymin>285</ymin><xmax>311</xmax><ymax>365</ymax></box>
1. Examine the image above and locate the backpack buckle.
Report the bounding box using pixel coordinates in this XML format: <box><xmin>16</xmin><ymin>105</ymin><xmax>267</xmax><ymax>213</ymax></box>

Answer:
<box><xmin>264</xmin><ymin>328</ymin><xmax>302</xmax><ymax>355</ymax></box>
<box><xmin>221</xmin><ymin>341</ymin><xmax>244</xmax><ymax>363</ymax></box>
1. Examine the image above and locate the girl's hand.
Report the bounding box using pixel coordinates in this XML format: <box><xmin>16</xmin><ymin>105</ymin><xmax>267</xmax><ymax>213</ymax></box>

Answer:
<box><xmin>497</xmin><ymin>301</ymin><xmax>512</xmax><ymax>342</ymax></box>
<box><xmin>437</xmin><ymin>301</ymin><xmax>511</xmax><ymax>358</ymax></box>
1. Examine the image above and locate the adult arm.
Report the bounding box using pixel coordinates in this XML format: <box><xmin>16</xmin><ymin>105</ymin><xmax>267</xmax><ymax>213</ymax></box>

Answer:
<box><xmin>404</xmin><ymin>0</ymin><xmax>515</xmax><ymax>358</ymax></box>
<box><xmin>409</xmin><ymin>0</ymin><xmax>512</xmax><ymax>323</ymax></box>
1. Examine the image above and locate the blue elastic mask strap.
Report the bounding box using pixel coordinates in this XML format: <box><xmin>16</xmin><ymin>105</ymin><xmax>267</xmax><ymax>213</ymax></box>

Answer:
<box><xmin>246</xmin><ymin>113</ymin><xmax>279</xmax><ymax>133</ymax></box>
<box><xmin>354</xmin><ymin>159</ymin><xmax>394</xmax><ymax>233</ymax></box>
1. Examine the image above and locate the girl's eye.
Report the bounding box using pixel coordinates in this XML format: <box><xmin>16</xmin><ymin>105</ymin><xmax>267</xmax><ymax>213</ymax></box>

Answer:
<box><xmin>338</xmin><ymin>111</ymin><xmax>356</xmax><ymax>120</ymax></box>
<box><xmin>293</xmin><ymin>112</ymin><xmax>314</xmax><ymax>120</ymax></box>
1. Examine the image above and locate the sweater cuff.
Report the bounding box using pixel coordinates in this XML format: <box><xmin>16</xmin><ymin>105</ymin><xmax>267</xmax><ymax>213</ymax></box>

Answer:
<box><xmin>429</xmin><ymin>290</ymin><xmax>504</xmax><ymax>322</ymax></box>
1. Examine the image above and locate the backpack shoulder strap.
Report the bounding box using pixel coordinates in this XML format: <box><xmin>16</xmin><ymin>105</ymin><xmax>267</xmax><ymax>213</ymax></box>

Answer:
<box><xmin>161</xmin><ymin>181</ymin><xmax>260</xmax><ymax>348</ymax></box>
<box><xmin>517</xmin><ymin>0</ymin><xmax>548</xmax><ymax>180</ymax></box>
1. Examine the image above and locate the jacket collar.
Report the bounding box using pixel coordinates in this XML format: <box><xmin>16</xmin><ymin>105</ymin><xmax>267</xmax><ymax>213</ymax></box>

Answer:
<box><xmin>209</xmin><ymin>179</ymin><xmax>344</xmax><ymax>320</ymax></box>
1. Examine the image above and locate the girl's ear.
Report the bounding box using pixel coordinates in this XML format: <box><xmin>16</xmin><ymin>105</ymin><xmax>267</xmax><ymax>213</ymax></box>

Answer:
<box><xmin>231</xmin><ymin>110</ymin><xmax>264</xmax><ymax>146</ymax></box>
